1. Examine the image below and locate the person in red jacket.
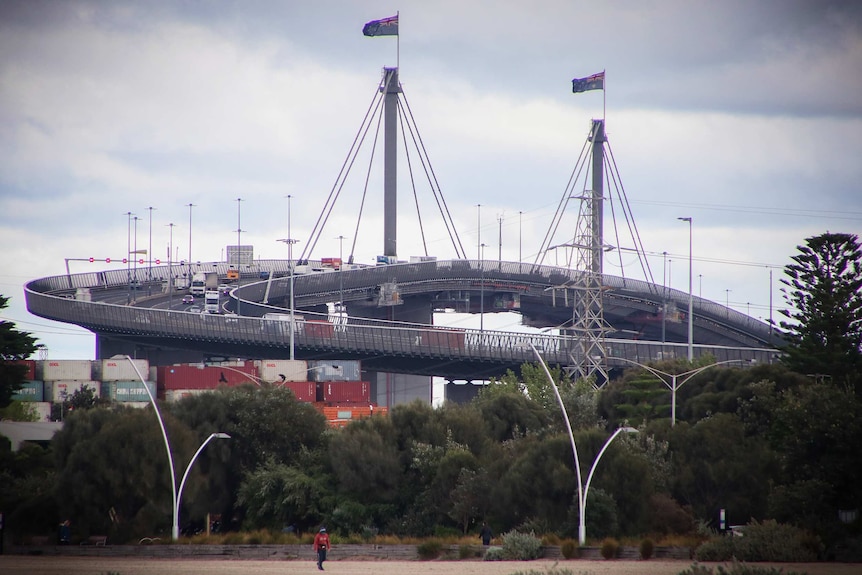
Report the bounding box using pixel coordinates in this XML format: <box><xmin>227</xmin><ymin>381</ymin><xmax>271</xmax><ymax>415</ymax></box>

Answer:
<box><xmin>313</xmin><ymin>526</ymin><xmax>330</xmax><ymax>570</ymax></box>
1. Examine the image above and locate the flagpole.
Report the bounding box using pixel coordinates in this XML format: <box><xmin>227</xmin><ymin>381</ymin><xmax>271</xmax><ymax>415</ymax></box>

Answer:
<box><xmin>396</xmin><ymin>11</ymin><xmax>400</xmax><ymax>69</ymax></box>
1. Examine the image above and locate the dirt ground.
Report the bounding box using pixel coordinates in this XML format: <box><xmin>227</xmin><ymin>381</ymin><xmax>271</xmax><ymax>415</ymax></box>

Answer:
<box><xmin>1</xmin><ymin>556</ymin><xmax>860</xmax><ymax>575</ymax></box>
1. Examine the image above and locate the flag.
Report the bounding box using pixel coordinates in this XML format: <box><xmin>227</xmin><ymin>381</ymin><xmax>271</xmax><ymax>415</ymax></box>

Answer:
<box><xmin>572</xmin><ymin>72</ymin><xmax>605</xmax><ymax>93</ymax></box>
<box><xmin>363</xmin><ymin>15</ymin><xmax>399</xmax><ymax>37</ymax></box>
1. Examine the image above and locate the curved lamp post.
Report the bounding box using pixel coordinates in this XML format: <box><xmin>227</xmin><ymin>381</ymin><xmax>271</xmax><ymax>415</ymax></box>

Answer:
<box><xmin>613</xmin><ymin>357</ymin><xmax>742</xmax><ymax>426</ymax></box>
<box><xmin>175</xmin><ymin>432</ymin><xmax>230</xmax><ymax>540</ymax></box>
<box><xmin>206</xmin><ymin>363</ymin><xmax>326</xmax><ymax>387</ymax></box>
<box><xmin>529</xmin><ymin>345</ymin><xmax>637</xmax><ymax>545</ymax></box>
<box><xmin>124</xmin><ymin>356</ymin><xmax>229</xmax><ymax>540</ymax></box>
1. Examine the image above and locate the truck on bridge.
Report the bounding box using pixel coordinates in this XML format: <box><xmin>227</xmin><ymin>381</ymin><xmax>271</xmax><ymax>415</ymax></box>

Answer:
<box><xmin>190</xmin><ymin>271</ymin><xmax>218</xmax><ymax>296</ymax></box>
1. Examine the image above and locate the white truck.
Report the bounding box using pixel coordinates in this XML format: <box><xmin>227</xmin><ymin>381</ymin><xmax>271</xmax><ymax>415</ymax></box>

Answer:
<box><xmin>190</xmin><ymin>271</ymin><xmax>218</xmax><ymax>296</ymax></box>
<box><xmin>204</xmin><ymin>290</ymin><xmax>221</xmax><ymax>314</ymax></box>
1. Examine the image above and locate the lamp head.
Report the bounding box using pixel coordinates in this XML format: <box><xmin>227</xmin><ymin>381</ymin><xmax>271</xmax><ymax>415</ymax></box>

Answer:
<box><xmin>213</xmin><ymin>433</ymin><xmax>231</xmax><ymax>439</ymax></box>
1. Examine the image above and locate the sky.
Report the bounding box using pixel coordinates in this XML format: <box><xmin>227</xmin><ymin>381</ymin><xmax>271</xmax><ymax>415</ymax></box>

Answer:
<box><xmin>1</xmin><ymin>0</ymin><xmax>861</xmax><ymax>361</ymax></box>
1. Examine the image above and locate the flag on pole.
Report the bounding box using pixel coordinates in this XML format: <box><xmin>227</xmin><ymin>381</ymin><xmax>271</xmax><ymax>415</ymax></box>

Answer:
<box><xmin>572</xmin><ymin>72</ymin><xmax>605</xmax><ymax>93</ymax></box>
<box><xmin>363</xmin><ymin>15</ymin><xmax>399</xmax><ymax>37</ymax></box>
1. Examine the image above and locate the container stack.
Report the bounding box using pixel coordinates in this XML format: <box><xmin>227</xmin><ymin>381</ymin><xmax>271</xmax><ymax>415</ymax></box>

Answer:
<box><xmin>41</xmin><ymin>361</ymin><xmax>100</xmax><ymax>412</ymax></box>
<box><xmin>10</xmin><ymin>359</ymin><xmax>51</xmax><ymax>421</ymax></box>
<box><xmin>99</xmin><ymin>358</ymin><xmax>153</xmax><ymax>408</ymax></box>
<box><xmin>156</xmin><ymin>361</ymin><xmax>260</xmax><ymax>399</ymax></box>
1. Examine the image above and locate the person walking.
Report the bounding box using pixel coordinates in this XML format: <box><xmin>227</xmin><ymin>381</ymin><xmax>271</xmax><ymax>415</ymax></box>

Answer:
<box><xmin>480</xmin><ymin>521</ymin><xmax>492</xmax><ymax>546</ymax></box>
<box><xmin>313</xmin><ymin>526</ymin><xmax>331</xmax><ymax>570</ymax></box>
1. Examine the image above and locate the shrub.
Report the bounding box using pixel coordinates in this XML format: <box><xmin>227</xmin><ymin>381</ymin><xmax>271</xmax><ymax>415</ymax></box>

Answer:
<box><xmin>458</xmin><ymin>544</ymin><xmax>480</xmax><ymax>559</ymax></box>
<box><xmin>677</xmin><ymin>559</ymin><xmax>811</xmax><ymax>575</ymax></box>
<box><xmin>483</xmin><ymin>546</ymin><xmax>505</xmax><ymax>561</ymax></box>
<box><xmin>501</xmin><ymin>530</ymin><xmax>543</xmax><ymax>560</ymax></box>
<box><xmin>508</xmin><ymin>567</ymin><xmax>578</xmax><ymax>575</ymax></box>
<box><xmin>560</xmin><ymin>538</ymin><xmax>579</xmax><ymax>559</ymax></box>
<box><xmin>640</xmin><ymin>537</ymin><xmax>655</xmax><ymax>560</ymax></box>
<box><xmin>600</xmin><ymin>537</ymin><xmax>619</xmax><ymax>559</ymax></box>
<box><xmin>694</xmin><ymin>520</ymin><xmax>820</xmax><ymax>562</ymax></box>
<box><xmin>417</xmin><ymin>538</ymin><xmax>444</xmax><ymax>560</ymax></box>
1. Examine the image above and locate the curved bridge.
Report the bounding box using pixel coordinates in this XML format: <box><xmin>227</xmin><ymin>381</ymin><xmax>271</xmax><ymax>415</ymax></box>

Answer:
<box><xmin>25</xmin><ymin>259</ymin><xmax>779</xmax><ymax>379</ymax></box>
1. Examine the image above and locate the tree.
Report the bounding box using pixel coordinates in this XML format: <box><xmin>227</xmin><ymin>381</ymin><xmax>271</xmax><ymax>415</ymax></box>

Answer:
<box><xmin>0</xmin><ymin>295</ymin><xmax>40</xmax><ymax>408</ymax></box>
<box><xmin>779</xmin><ymin>232</ymin><xmax>862</xmax><ymax>391</ymax></box>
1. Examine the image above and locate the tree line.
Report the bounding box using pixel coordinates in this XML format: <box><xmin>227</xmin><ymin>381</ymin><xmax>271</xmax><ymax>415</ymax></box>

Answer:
<box><xmin>1</xmin><ymin>232</ymin><xmax>860</xmax><ymax>555</ymax></box>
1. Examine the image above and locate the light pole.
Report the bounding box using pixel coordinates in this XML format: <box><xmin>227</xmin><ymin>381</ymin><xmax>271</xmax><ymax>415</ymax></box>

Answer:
<box><xmin>236</xmin><ymin>198</ymin><xmax>243</xmax><ymax>315</ymax></box>
<box><xmin>337</xmin><ymin>235</ymin><xmax>346</xmax><ymax>314</ymax></box>
<box><xmin>476</xmin><ymin>203</ymin><xmax>481</xmax><ymax>260</ymax></box>
<box><xmin>613</xmin><ymin>357</ymin><xmax>742</xmax><ymax>426</ymax></box>
<box><xmin>518</xmin><ymin>210</ymin><xmax>523</xmax><ymax>272</ymax></box>
<box><xmin>124</xmin><ymin>356</ymin><xmax>176</xmax><ymax>539</ymax></box>
<box><xmin>207</xmin><ymin>363</ymin><xmax>326</xmax><ymax>386</ymax></box>
<box><xmin>125</xmin><ymin>211</ymin><xmax>134</xmax><ymax>304</ymax></box>
<box><xmin>125</xmin><ymin>357</ymin><xmax>229</xmax><ymax>541</ymax></box>
<box><xmin>133</xmin><ymin>215</ymin><xmax>139</xmax><ymax>302</ymax></box>
<box><xmin>148</xmin><ymin>207</ymin><xmax>155</xmax><ymax>293</ymax></box>
<box><xmin>677</xmin><ymin>217</ymin><xmax>693</xmax><ymax>362</ymax></box>
<box><xmin>479</xmin><ymin>243</ymin><xmax>487</xmax><ymax>332</ymax></box>
<box><xmin>167</xmin><ymin>223</ymin><xmax>175</xmax><ymax>309</ymax></box>
<box><xmin>725</xmin><ymin>289</ymin><xmax>732</xmax><ymax>317</ymax></box>
<box><xmin>176</xmin><ymin>432</ymin><xmax>230</xmax><ymax>538</ymax></box>
<box><xmin>277</xmin><ymin>195</ymin><xmax>300</xmax><ymax>360</ymax></box>
<box><xmin>530</xmin><ymin>344</ymin><xmax>637</xmax><ymax>545</ymax></box>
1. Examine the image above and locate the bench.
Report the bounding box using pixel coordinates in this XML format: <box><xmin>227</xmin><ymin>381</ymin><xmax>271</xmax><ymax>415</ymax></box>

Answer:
<box><xmin>81</xmin><ymin>535</ymin><xmax>108</xmax><ymax>546</ymax></box>
<box><xmin>30</xmin><ymin>535</ymin><xmax>50</xmax><ymax>545</ymax></box>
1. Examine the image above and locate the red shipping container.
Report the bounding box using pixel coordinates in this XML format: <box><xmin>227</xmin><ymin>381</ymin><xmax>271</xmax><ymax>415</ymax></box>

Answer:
<box><xmin>157</xmin><ymin>364</ymin><xmax>260</xmax><ymax>391</ymax></box>
<box><xmin>281</xmin><ymin>381</ymin><xmax>316</xmax><ymax>402</ymax></box>
<box><xmin>321</xmin><ymin>380</ymin><xmax>370</xmax><ymax>403</ymax></box>
<box><xmin>11</xmin><ymin>359</ymin><xmax>37</xmax><ymax>380</ymax></box>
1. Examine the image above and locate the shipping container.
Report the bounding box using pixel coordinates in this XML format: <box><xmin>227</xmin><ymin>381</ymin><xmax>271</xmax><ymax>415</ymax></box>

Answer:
<box><xmin>42</xmin><ymin>360</ymin><xmax>92</xmax><ymax>381</ymax></box>
<box><xmin>257</xmin><ymin>359</ymin><xmax>309</xmax><ymax>383</ymax></box>
<box><xmin>9</xmin><ymin>359</ymin><xmax>37</xmax><ymax>380</ymax></box>
<box><xmin>101</xmin><ymin>358</ymin><xmax>150</xmax><ymax>381</ymax></box>
<box><xmin>157</xmin><ymin>363</ymin><xmax>260</xmax><ymax>391</ymax></box>
<box><xmin>31</xmin><ymin>402</ymin><xmax>52</xmax><ymax>422</ymax></box>
<box><xmin>320</xmin><ymin>381</ymin><xmax>371</xmax><ymax>403</ymax></box>
<box><xmin>103</xmin><ymin>381</ymin><xmax>156</xmax><ymax>402</ymax></box>
<box><xmin>45</xmin><ymin>380</ymin><xmax>100</xmax><ymax>402</ymax></box>
<box><xmin>309</xmin><ymin>360</ymin><xmax>361</xmax><ymax>382</ymax></box>
<box><xmin>124</xmin><ymin>402</ymin><xmax>151</xmax><ymax>409</ymax></box>
<box><xmin>317</xmin><ymin>404</ymin><xmax>384</xmax><ymax>427</ymax></box>
<box><xmin>12</xmin><ymin>380</ymin><xmax>44</xmax><ymax>402</ymax></box>
<box><xmin>164</xmin><ymin>389</ymin><xmax>208</xmax><ymax>402</ymax></box>
<box><xmin>282</xmin><ymin>381</ymin><xmax>316</xmax><ymax>402</ymax></box>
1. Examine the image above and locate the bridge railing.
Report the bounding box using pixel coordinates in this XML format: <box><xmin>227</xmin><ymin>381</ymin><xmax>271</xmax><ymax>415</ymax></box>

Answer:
<box><xmin>26</xmin><ymin>281</ymin><xmax>777</xmax><ymax>373</ymax></box>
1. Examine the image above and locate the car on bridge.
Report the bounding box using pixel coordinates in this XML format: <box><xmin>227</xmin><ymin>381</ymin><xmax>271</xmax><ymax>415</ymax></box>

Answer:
<box><xmin>182</xmin><ymin>294</ymin><xmax>194</xmax><ymax>304</ymax></box>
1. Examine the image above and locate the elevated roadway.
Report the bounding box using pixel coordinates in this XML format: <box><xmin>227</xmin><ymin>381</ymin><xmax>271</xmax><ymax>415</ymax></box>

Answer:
<box><xmin>25</xmin><ymin>259</ymin><xmax>779</xmax><ymax>380</ymax></box>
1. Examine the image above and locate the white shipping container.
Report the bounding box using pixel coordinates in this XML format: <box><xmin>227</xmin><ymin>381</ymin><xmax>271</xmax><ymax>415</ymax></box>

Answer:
<box><xmin>258</xmin><ymin>359</ymin><xmax>309</xmax><ymax>383</ymax></box>
<box><xmin>309</xmin><ymin>360</ymin><xmax>361</xmax><ymax>382</ymax></box>
<box><xmin>101</xmin><ymin>358</ymin><xmax>150</xmax><ymax>381</ymax></box>
<box><xmin>164</xmin><ymin>389</ymin><xmax>207</xmax><ymax>402</ymax></box>
<box><xmin>31</xmin><ymin>402</ymin><xmax>52</xmax><ymax>422</ymax></box>
<box><xmin>42</xmin><ymin>360</ymin><xmax>93</xmax><ymax>381</ymax></box>
<box><xmin>46</xmin><ymin>381</ymin><xmax>101</xmax><ymax>403</ymax></box>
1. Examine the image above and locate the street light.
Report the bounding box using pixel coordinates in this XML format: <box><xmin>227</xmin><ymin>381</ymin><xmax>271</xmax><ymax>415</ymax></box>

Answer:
<box><xmin>677</xmin><ymin>217</ymin><xmax>693</xmax><ymax>362</ymax></box>
<box><xmin>209</xmin><ymin>363</ymin><xmax>328</xmax><ymax>386</ymax></box>
<box><xmin>613</xmin><ymin>357</ymin><xmax>742</xmax><ymax>426</ymax></box>
<box><xmin>236</xmin><ymin>198</ymin><xmax>243</xmax><ymax>315</ymax></box>
<box><xmin>479</xmin><ymin>243</ymin><xmax>487</xmax><ymax>332</ymax></box>
<box><xmin>530</xmin><ymin>344</ymin><xmax>637</xmax><ymax>545</ymax></box>
<box><xmin>176</xmin><ymin>432</ymin><xmax>230</xmax><ymax>539</ymax></box>
<box><xmin>277</xmin><ymin>195</ymin><xmax>300</xmax><ymax>360</ymax></box>
<box><xmin>124</xmin><ymin>356</ymin><xmax>229</xmax><ymax>541</ymax></box>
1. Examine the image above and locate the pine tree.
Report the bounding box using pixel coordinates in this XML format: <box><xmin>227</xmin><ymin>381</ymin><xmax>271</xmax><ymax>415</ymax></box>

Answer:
<box><xmin>779</xmin><ymin>232</ymin><xmax>862</xmax><ymax>391</ymax></box>
<box><xmin>0</xmin><ymin>295</ymin><xmax>40</xmax><ymax>407</ymax></box>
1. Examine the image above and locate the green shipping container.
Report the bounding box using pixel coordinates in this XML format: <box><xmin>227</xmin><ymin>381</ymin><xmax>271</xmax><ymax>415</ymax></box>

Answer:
<box><xmin>111</xmin><ymin>381</ymin><xmax>156</xmax><ymax>402</ymax></box>
<box><xmin>12</xmin><ymin>381</ymin><xmax>44</xmax><ymax>402</ymax></box>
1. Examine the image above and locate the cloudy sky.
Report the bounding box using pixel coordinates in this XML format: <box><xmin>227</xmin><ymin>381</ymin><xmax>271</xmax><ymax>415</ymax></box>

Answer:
<box><xmin>1</xmin><ymin>0</ymin><xmax>860</xmax><ymax>360</ymax></box>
